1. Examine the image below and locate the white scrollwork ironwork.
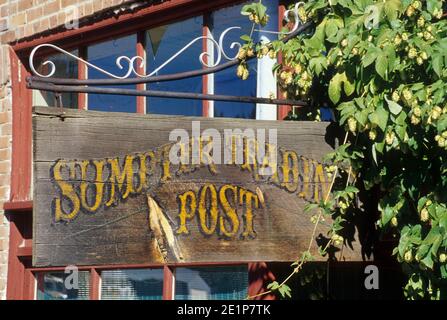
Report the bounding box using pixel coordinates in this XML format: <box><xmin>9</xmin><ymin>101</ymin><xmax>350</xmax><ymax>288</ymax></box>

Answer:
<box><xmin>29</xmin><ymin>2</ymin><xmax>304</xmax><ymax>79</ymax></box>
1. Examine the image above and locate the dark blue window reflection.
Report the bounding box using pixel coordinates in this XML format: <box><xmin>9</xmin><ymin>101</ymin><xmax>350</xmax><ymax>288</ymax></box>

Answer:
<box><xmin>146</xmin><ymin>17</ymin><xmax>203</xmax><ymax>116</ymax></box>
<box><xmin>88</xmin><ymin>35</ymin><xmax>137</xmax><ymax>112</ymax></box>
<box><xmin>211</xmin><ymin>0</ymin><xmax>278</xmax><ymax>119</ymax></box>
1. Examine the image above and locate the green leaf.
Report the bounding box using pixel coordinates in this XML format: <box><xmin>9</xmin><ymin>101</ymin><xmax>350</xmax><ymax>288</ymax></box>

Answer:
<box><xmin>344</xmin><ymin>75</ymin><xmax>355</xmax><ymax>96</ymax></box>
<box><xmin>421</xmin><ymin>254</ymin><xmax>434</xmax><ymax>269</ymax></box>
<box><xmin>329</xmin><ymin>73</ymin><xmax>342</xmax><ymax>104</ymax></box>
<box><xmin>437</xmin><ymin>115</ymin><xmax>447</xmax><ymax>132</ymax></box>
<box><xmin>278</xmin><ymin>284</ymin><xmax>292</xmax><ymax>298</ymax></box>
<box><xmin>363</xmin><ymin>47</ymin><xmax>380</xmax><ymax>68</ymax></box>
<box><xmin>369</xmin><ymin>105</ymin><xmax>389</xmax><ymax>131</ymax></box>
<box><xmin>441</xmin><ymin>265</ymin><xmax>447</xmax><ymax>279</ymax></box>
<box><xmin>325</xmin><ymin>20</ymin><xmax>338</xmax><ymax>38</ymax></box>
<box><xmin>385</xmin><ymin>98</ymin><xmax>403</xmax><ymax>115</ymax></box>
<box><xmin>267</xmin><ymin>281</ymin><xmax>279</xmax><ymax>290</ymax></box>
<box><xmin>427</xmin><ymin>0</ymin><xmax>442</xmax><ymax>15</ymax></box>
<box><xmin>432</xmin><ymin>54</ymin><xmax>443</xmax><ymax>78</ymax></box>
<box><xmin>345</xmin><ymin>186</ymin><xmax>360</xmax><ymax>193</ymax></box>
<box><xmin>375</xmin><ymin>53</ymin><xmax>388</xmax><ymax>79</ymax></box>
<box><xmin>383</xmin><ymin>0</ymin><xmax>402</xmax><ymax>21</ymax></box>
<box><xmin>309</xmin><ymin>56</ymin><xmax>328</xmax><ymax>76</ymax></box>
<box><xmin>240</xmin><ymin>34</ymin><xmax>252</xmax><ymax>42</ymax></box>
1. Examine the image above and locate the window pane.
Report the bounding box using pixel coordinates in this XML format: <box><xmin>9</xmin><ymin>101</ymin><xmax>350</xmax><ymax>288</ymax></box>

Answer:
<box><xmin>175</xmin><ymin>266</ymin><xmax>248</xmax><ymax>300</ymax></box>
<box><xmin>36</xmin><ymin>271</ymin><xmax>90</xmax><ymax>300</ymax></box>
<box><xmin>146</xmin><ymin>16</ymin><xmax>203</xmax><ymax>116</ymax></box>
<box><xmin>211</xmin><ymin>0</ymin><xmax>278</xmax><ymax>119</ymax></box>
<box><xmin>33</xmin><ymin>51</ymin><xmax>78</xmax><ymax>108</ymax></box>
<box><xmin>101</xmin><ymin>269</ymin><xmax>163</xmax><ymax>300</ymax></box>
<box><xmin>88</xmin><ymin>35</ymin><xmax>137</xmax><ymax>112</ymax></box>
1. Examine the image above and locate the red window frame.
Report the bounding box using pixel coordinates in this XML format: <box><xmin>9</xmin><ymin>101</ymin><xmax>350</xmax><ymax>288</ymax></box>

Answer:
<box><xmin>4</xmin><ymin>0</ymin><xmax>292</xmax><ymax>300</ymax></box>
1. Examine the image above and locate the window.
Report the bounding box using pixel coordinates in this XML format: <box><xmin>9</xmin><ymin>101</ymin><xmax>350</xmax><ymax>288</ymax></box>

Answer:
<box><xmin>36</xmin><ymin>271</ymin><xmax>90</xmax><ymax>300</ymax></box>
<box><xmin>175</xmin><ymin>266</ymin><xmax>248</xmax><ymax>300</ymax></box>
<box><xmin>100</xmin><ymin>269</ymin><xmax>164</xmax><ymax>300</ymax></box>
<box><xmin>86</xmin><ymin>0</ymin><xmax>279</xmax><ymax>118</ymax></box>
<box><xmin>33</xmin><ymin>50</ymin><xmax>78</xmax><ymax>108</ymax></box>
<box><xmin>31</xmin><ymin>0</ymin><xmax>279</xmax><ymax>119</ymax></box>
<box><xmin>146</xmin><ymin>16</ymin><xmax>203</xmax><ymax>116</ymax></box>
<box><xmin>87</xmin><ymin>35</ymin><xmax>137</xmax><ymax>112</ymax></box>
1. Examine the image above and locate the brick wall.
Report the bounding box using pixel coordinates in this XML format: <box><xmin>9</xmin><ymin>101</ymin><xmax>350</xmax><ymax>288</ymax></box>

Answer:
<box><xmin>0</xmin><ymin>0</ymin><xmax>153</xmax><ymax>300</ymax></box>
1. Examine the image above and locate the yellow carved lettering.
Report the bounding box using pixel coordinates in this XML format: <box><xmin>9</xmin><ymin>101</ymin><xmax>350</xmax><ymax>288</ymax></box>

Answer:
<box><xmin>219</xmin><ymin>184</ymin><xmax>239</xmax><ymax>237</ymax></box>
<box><xmin>177</xmin><ymin>191</ymin><xmax>197</xmax><ymax>235</ymax></box>
<box><xmin>52</xmin><ymin>160</ymin><xmax>80</xmax><ymax>222</ymax></box>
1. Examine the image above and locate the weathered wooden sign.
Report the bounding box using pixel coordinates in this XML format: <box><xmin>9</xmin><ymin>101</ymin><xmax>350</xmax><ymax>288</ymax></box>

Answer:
<box><xmin>33</xmin><ymin>107</ymin><xmax>360</xmax><ymax>267</ymax></box>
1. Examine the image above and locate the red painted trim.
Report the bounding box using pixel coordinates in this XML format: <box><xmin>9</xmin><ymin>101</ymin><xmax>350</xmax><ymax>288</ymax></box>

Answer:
<box><xmin>23</xmin><ymin>268</ymin><xmax>36</xmax><ymax>300</ymax></box>
<box><xmin>276</xmin><ymin>5</ymin><xmax>292</xmax><ymax>120</ymax></box>
<box><xmin>78</xmin><ymin>46</ymin><xmax>87</xmax><ymax>110</ymax></box>
<box><xmin>90</xmin><ymin>268</ymin><xmax>100</xmax><ymax>300</ymax></box>
<box><xmin>3</xmin><ymin>200</ymin><xmax>33</xmax><ymax>211</ymax></box>
<box><xmin>12</xmin><ymin>0</ymin><xmax>244</xmax><ymax>55</ymax></box>
<box><xmin>136</xmin><ymin>31</ymin><xmax>146</xmax><ymax>114</ymax></box>
<box><xmin>248</xmin><ymin>262</ymin><xmax>276</xmax><ymax>300</ymax></box>
<box><xmin>162</xmin><ymin>265</ymin><xmax>175</xmax><ymax>300</ymax></box>
<box><xmin>6</xmin><ymin>215</ymin><xmax>31</xmax><ymax>299</ymax></box>
<box><xmin>16</xmin><ymin>246</ymin><xmax>32</xmax><ymax>258</ymax></box>
<box><xmin>9</xmin><ymin>48</ymin><xmax>32</xmax><ymax>202</ymax></box>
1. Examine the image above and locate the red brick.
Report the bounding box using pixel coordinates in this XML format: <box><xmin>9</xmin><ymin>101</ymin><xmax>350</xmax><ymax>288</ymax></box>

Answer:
<box><xmin>93</xmin><ymin>0</ymin><xmax>102</xmax><ymax>12</ymax></box>
<box><xmin>60</xmin><ymin>0</ymin><xmax>78</xmax><ymax>7</ymax></box>
<box><xmin>1</xmin><ymin>123</ymin><xmax>11</xmax><ymax>136</ymax></box>
<box><xmin>0</xmin><ymin>137</ymin><xmax>9</xmax><ymax>149</ymax></box>
<box><xmin>0</xmin><ymin>149</ymin><xmax>10</xmax><ymax>161</ymax></box>
<box><xmin>26</xmin><ymin>6</ymin><xmax>43</xmax><ymax>22</ymax></box>
<box><xmin>0</xmin><ymin>112</ymin><xmax>7</xmax><ymax>124</ymax></box>
<box><xmin>11</xmin><ymin>13</ymin><xmax>26</xmax><ymax>26</ymax></box>
<box><xmin>0</xmin><ymin>226</ymin><xmax>7</xmax><ymax>238</ymax></box>
<box><xmin>8</xmin><ymin>2</ymin><xmax>17</xmax><ymax>16</ymax></box>
<box><xmin>2</xmin><ymin>30</ymin><xmax>16</xmax><ymax>43</ymax></box>
<box><xmin>0</xmin><ymin>278</ymin><xmax>6</xmax><ymax>291</ymax></box>
<box><xmin>0</xmin><ymin>252</ymin><xmax>7</xmax><ymax>265</ymax></box>
<box><xmin>18</xmin><ymin>0</ymin><xmax>33</xmax><ymax>12</ymax></box>
<box><xmin>0</xmin><ymin>6</ymin><xmax>8</xmax><ymax>18</ymax></box>
<box><xmin>49</xmin><ymin>14</ymin><xmax>58</xmax><ymax>28</ymax></box>
<box><xmin>32</xmin><ymin>21</ymin><xmax>41</xmax><ymax>33</ymax></box>
<box><xmin>23</xmin><ymin>24</ymin><xmax>33</xmax><ymax>37</ymax></box>
<box><xmin>43</xmin><ymin>0</ymin><xmax>60</xmax><ymax>16</ymax></box>
<box><xmin>0</xmin><ymin>186</ymin><xmax>8</xmax><ymax>199</ymax></box>
<box><xmin>0</xmin><ymin>174</ymin><xmax>10</xmax><ymax>186</ymax></box>
<box><xmin>0</xmin><ymin>265</ymin><xmax>7</xmax><ymax>278</ymax></box>
<box><xmin>57</xmin><ymin>12</ymin><xmax>66</xmax><ymax>26</ymax></box>
<box><xmin>0</xmin><ymin>239</ymin><xmax>7</xmax><ymax>251</ymax></box>
<box><xmin>0</xmin><ymin>162</ymin><xmax>9</xmax><ymax>174</ymax></box>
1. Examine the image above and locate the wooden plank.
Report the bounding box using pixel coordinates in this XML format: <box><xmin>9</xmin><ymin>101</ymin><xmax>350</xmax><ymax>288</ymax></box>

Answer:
<box><xmin>33</xmin><ymin>106</ymin><xmax>361</xmax><ymax>267</ymax></box>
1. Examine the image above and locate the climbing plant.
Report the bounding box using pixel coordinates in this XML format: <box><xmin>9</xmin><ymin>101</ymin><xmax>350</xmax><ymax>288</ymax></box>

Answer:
<box><xmin>239</xmin><ymin>0</ymin><xmax>447</xmax><ymax>299</ymax></box>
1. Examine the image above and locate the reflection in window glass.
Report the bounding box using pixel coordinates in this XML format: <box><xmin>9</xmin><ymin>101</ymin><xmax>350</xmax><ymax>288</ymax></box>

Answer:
<box><xmin>88</xmin><ymin>35</ymin><xmax>136</xmax><ymax>112</ymax></box>
<box><xmin>175</xmin><ymin>266</ymin><xmax>248</xmax><ymax>300</ymax></box>
<box><xmin>101</xmin><ymin>269</ymin><xmax>163</xmax><ymax>300</ymax></box>
<box><xmin>146</xmin><ymin>16</ymin><xmax>203</xmax><ymax>116</ymax></box>
<box><xmin>33</xmin><ymin>51</ymin><xmax>78</xmax><ymax>108</ymax></box>
<box><xmin>211</xmin><ymin>1</ymin><xmax>278</xmax><ymax>119</ymax></box>
<box><xmin>36</xmin><ymin>271</ymin><xmax>90</xmax><ymax>300</ymax></box>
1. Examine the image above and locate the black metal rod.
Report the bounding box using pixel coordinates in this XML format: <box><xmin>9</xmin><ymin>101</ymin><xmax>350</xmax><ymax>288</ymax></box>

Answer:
<box><xmin>27</xmin><ymin>21</ymin><xmax>313</xmax><ymax>86</ymax></box>
<box><xmin>29</xmin><ymin>82</ymin><xmax>307</xmax><ymax>107</ymax></box>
